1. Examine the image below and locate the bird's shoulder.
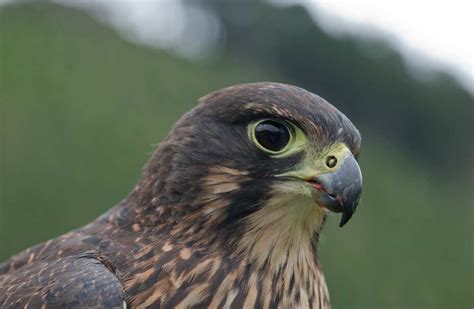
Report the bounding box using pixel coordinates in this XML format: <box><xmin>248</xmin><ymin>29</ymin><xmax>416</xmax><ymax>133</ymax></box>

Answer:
<box><xmin>0</xmin><ymin>227</ymin><xmax>130</xmax><ymax>308</ymax></box>
<box><xmin>0</xmin><ymin>249</ymin><xmax>125</xmax><ymax>308</ymax></box>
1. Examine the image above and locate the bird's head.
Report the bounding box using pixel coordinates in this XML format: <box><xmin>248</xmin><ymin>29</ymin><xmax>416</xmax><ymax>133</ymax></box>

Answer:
<box><xmin>130</xmin><ymin>82</ymin><xmax>362</xmax><ymax>261</ymax></box>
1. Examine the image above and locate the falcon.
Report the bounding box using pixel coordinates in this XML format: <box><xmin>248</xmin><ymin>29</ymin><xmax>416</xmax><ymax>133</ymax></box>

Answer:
<box><xmin>0</xmin><ymin>82</ymin><xmax>362</xmax><ymax>308</ymax></box>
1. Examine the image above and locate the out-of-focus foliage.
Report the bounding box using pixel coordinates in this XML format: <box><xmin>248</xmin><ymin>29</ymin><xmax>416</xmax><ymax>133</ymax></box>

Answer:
<box><xmin>0</xmin><ymin>2</ymin><xmax>472</xmax><ymax>308</ymax></box>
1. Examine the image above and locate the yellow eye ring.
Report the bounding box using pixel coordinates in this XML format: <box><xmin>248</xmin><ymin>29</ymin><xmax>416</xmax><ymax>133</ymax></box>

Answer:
<box><xmin>251</xmin><ymin>119</ymin><xmax>293</xmax><ymax>155</ymax></box>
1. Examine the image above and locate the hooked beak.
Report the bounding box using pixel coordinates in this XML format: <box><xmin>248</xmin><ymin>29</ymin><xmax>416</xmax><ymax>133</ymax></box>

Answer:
<box><xmin>308</xmin><ymin>154</ymin><xmax>362</xmax><ymax>227</ymax></box>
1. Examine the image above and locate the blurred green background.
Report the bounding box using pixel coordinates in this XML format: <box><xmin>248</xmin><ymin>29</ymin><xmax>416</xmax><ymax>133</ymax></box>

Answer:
<box><xmin>0</xmin><ymin>2</ymin><xmax>472</xmax><ymax>308</ymax></box>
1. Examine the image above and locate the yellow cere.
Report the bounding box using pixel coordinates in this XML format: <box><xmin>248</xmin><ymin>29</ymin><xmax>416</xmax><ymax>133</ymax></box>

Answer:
<box><xmin>276</xmin><ymin>142</ymin><xmax>351</xmax><ymax>180</ymax></box>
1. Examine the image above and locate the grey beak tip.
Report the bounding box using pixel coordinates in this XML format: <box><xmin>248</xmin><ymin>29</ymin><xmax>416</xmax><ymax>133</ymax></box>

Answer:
<box><xmin>339</xmin><ymin>212</ymin><xmax>352</xmax><ymax>227</ymax></box>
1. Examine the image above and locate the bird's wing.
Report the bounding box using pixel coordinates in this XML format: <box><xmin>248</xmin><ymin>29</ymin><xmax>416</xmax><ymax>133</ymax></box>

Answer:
<box><xmin>0</xmin><ymin>252</ymin><xmax>125</xmax><ymax>308</ymax></box>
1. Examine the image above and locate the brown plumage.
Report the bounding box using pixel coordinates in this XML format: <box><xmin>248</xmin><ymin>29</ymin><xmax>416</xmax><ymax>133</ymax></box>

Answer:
<box><xmin>0</xmin><ymin>82</ymin><xmax>362</xmax><ymax>308</ymax></box>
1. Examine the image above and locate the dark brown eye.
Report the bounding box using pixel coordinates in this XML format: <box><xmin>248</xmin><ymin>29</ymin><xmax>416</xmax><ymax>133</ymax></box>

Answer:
<box><xmin>254</xmin><ymin>120</ymin><xmax>291</xmax><ymax>152</ymax></box>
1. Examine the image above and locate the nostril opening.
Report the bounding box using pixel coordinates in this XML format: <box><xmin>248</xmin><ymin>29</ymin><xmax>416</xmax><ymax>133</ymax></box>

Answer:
<box><xmin>325</xmin><ymin>155</ymin><xmax>337</xmax><ymax>168</ymax></box>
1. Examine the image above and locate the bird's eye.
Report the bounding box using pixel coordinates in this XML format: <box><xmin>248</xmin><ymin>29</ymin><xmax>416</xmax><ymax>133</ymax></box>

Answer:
<box><xmin>253</xmin><ymin>120</ymin><xmax>291</xmax><ymax>153</ymax></box>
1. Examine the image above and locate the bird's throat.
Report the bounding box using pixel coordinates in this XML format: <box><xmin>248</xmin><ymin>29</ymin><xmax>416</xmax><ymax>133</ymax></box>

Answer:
<box><xmin>236</xmin><ymin>194</ymin><xmax>326</xmax><ymax>270</ymax></box>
